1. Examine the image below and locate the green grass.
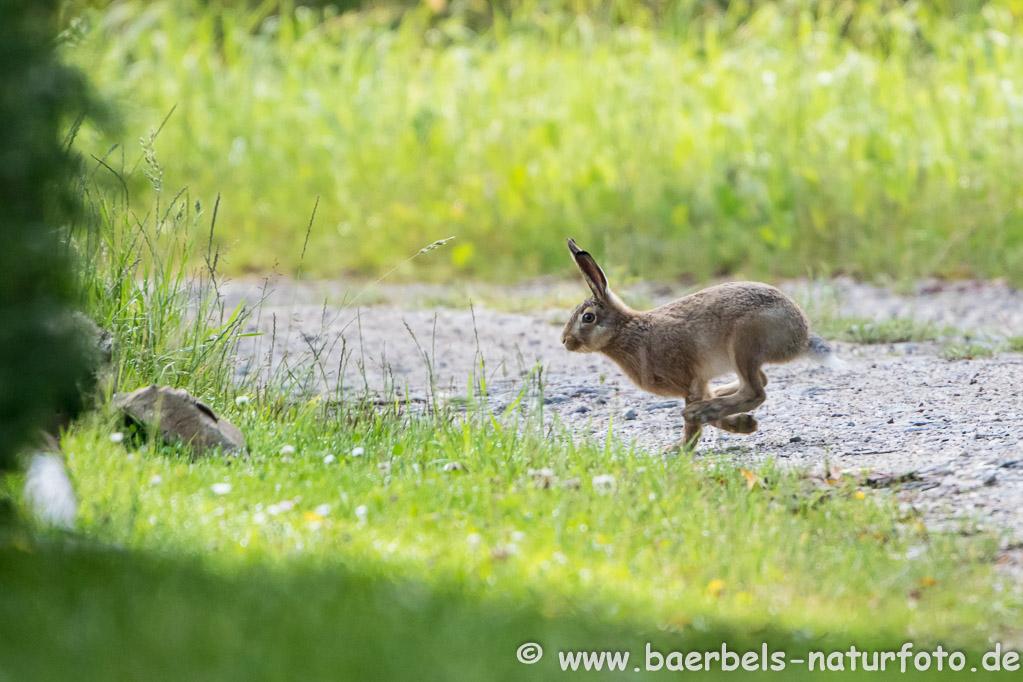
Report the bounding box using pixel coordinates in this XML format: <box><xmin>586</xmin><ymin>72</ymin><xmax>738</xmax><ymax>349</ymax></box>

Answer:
<box><xmin>1009</xmin><ymin>336</ymin><xmax>1023</xmax><ymax>353</ymax></box>
<box><xmin>61</xmin><ymin>0</ymin><xmax>1023</xmax><ymax>283</ymax></box>
<box><xmin>2</xmin><ymin>393</ymin><xmax>1020</xmax><ymax>678</ymax></box>
<box><xmin>0</xmin><ymin>533</ymin><xmax>1008</xmax><ymax>681</ymax></box>
<box><xmin>940</xmin><ymin>341</ymin><xmax>998</xmax><ymax>361</ymax></box>
<box><xmin>56</xmin><ymin>406</ymin><xmax>1013</xmax><ymax>639</ymax></box>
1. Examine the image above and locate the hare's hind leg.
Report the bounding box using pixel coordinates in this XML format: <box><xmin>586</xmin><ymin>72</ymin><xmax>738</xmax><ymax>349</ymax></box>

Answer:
<box><xmin>712</xmin><ymin>380</ymin><xmax>740</xmax><ymax>398</ymax></box>
<box><xmin>712</xmin><ymin>371</ymin><xmax>767</xmax><ymax>398</ymax></box>
<box><xmin>681</xmin><ymin>356</ymin><xmax>767</xmax><ymax>424</ymax></box>
<box><xmin>709</xmin><ymin>381</ymin><xmax>759</xmax><ymax>432</ymax></box>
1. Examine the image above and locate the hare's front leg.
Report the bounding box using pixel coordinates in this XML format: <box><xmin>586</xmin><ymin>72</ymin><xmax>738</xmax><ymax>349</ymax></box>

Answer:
<box><xmin>677</xmin><ymin>382</ymin><xmax>709</xmax><ymax>450</ymax></box>
<box><xmin>682</xmin><ymin>360</ymin><xmax>767</xmax><ymax>424</ymax></box>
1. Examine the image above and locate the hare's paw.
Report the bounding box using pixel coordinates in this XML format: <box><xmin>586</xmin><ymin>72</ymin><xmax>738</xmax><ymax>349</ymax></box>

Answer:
<box><xmin>682</xmin><ymin>399</ymin><xmax>727</xmax><ymax>424</ymax></box>
<box><xmin>662</xmin><ymin>442</ymin><xmax>684</xmax><ymax>457</ymax></box>
<box><xmin>718</xmin><ymin>413</ymin><xmax>758</xmax><ymax>434</ymax></box>
<box><xmin>662</xmin><ymin>440</ymin><xmax>698</xmax><ymax>457</ymax></box>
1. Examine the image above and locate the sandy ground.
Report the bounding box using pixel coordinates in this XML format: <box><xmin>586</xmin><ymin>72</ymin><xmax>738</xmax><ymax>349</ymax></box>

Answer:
<box><xmin>222</xmin><ymin>277</ymin><xmax>1023</xmax><ymax>557</ymax></box>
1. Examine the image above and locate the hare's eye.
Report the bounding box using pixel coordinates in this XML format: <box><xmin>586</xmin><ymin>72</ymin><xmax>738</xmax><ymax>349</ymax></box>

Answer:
<box><xmin>582</xmin><ymin>312</ymin><xmax>596</xmax><ymax>323</ymax></box>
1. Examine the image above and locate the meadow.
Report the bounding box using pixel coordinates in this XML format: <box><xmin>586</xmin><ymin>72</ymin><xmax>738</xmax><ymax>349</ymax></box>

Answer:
<box><xmin>3</xmin><ymin>1</ymin><xmax>1023</xmax><ymax>679</ymax></box>
<box><xmin>62</xmin><ymin>0</ymin><xmax>1023</xmax><ymax>282</ymax></box>
<box><xmin>1</xmin><ymin>142</ymin><xmax>1021</xmax><ymax>679</ymax></box>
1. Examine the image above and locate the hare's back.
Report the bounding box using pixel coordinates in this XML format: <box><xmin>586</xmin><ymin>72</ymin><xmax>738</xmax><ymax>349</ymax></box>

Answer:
<box><xmin>657</xmin><ymin>282</ymin><xmax>809</xmax><ymax>358</ymax></box>
<box><xmin>658</xmin><ymin>281</ymin><xmax>800</xmax><ymax>320</ymax></box>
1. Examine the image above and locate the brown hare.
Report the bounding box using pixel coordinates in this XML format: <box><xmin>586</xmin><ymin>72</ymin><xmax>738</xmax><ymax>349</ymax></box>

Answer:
<box><xmin>561</xmin><ymin>238</ymin><xmax>833</xmax><ymax>449</ymax></box>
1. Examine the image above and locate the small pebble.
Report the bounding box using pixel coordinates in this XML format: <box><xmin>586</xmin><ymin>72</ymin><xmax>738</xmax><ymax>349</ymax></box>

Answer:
<box><xmin>574</xmin><ymin>405</ymin><xmax>590</xmax><ymax>414</ymax></box>
<box><xmin>790</xmin><ymin>436</ymin><xmax>802</xmax><ymax>443</ymax></box>
<box><xmin>624</xmin><ymin>408</ymin><xmax>638</xmax><ymax>420</ymax></box>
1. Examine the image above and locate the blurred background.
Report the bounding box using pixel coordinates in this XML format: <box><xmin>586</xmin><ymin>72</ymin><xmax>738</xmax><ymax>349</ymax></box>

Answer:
<box><xmin>60</xmin><ymin>0</ymin><xmax>1023</xmax><ymax>284</ymax></box>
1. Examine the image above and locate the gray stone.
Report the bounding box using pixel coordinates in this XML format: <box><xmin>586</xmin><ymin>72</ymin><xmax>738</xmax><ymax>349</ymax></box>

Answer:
<box><xmin>114</xmin><ymin>385</ymin><xmax>245</xmax><ymax>456</ymax></box>
<box><xmin>624</xmin><ymin>408</ymin><xmax>638</xmax><ymax>420</ymax></box>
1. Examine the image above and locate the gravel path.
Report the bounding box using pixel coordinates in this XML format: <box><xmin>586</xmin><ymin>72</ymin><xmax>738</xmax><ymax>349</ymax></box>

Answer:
<box><xmin>224</xmin><ymin>277</ymin><xmax>1023</xmax><ymax>553</ymax></box>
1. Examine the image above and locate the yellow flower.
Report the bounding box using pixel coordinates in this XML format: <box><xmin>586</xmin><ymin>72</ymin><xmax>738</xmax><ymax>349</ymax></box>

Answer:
<box><xmin>855</xmin><ymin>490</ymin><xmax>867</xmax><ymax>499</ymax></box>
<box><xmin>706</xmin><ymin>578</ymin><xmax>726</xmax><ymax>597</ymax></box>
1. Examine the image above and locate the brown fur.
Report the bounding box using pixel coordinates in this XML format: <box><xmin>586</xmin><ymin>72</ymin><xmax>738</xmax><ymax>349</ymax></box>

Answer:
<box><xmin>561</xmin><ymin>238</ymin><xmax>818</xmax><ymax>449</ymax></box>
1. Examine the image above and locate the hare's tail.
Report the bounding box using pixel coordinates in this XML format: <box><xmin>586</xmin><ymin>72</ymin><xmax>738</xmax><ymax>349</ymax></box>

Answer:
<box><xmin>804</xmin><ymin>335</ymin><xmax>845</xmax><ymax>369</ymax></box>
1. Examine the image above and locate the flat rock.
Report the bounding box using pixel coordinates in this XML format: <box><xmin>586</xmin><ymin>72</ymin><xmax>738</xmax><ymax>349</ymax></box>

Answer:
<box><xmin>114</xmin><ymin>385</ymin><xmax>245</xmax><ymax>456</ymax></box>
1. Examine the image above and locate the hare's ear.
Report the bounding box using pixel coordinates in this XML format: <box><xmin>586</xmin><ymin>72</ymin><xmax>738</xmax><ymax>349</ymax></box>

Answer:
<box><xmin>567</xmin><ymin>238</ymin><xmax>609</xmax><ymax>302</ymax></box>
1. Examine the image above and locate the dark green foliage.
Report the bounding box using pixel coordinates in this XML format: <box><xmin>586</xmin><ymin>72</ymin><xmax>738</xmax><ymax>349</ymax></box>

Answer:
<box><xmin>0</xmin><ymin>0</ymin><xmax>98</xmax><ymax>468</ymax></box>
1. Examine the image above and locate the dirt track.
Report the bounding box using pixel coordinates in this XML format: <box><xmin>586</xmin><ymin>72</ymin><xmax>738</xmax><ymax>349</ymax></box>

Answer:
<box><xmin>225</xmin><ymin>277</ymin><xmax>1023</xmax><ymax>548</ymax></box>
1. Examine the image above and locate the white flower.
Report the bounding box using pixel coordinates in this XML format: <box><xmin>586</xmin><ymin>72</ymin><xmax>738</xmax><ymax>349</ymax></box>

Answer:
<box><xmin>378</xmin><ymin>462</ymin><xmax>392</xmax><ymax>475</ymax></box>
<box><xmin>467</xmin><ymin>533</ymin><xmax>482</xmax><ymax>548</ymax></box>
<box><xmin>211</xmin><ymin>482</ymin><xmax>231</xmax><ymax>495</ymax></box>
<box><xmin>761</xmin><ymin>70</ymin><xmax>777</xmax><ymax>86</ymax></box>
<box><xmin>355</xmin><ymin>504</ymin><xmax>368</xmax><ymax>522</ymax></box>
<box><xmin>109</xmin><ymin>432</ymin><xmax>125</xmax><ymax>443</ymax></box>
<box><xmin>323</xmin><ymin>454</ymin><xmax>336</xmax><ymax>465</ymax></box>
<box><xmin>266</xmin><ymin>504</ymin><xmax>281</xmax><ymax>516</ymax></box>
<box><xmin>279</xmin><ymin>445</ymin><xmax>296</xmax><ymax>455</ymax></box>
<box><xmin>591</xmin><ymin>474</ymin><xmax>617</xmax><ymax>494</ymax></box>
<box><xmin>278</xmin><ymin>500</ymin><xmax>295</xmax><ymax>512</ymax></box>
<box><xmin>149</xmin><ymin>475</ymin><xmax>162</xmax><ymax>485</ymax></box>
<box><xmin>23</xmin><ymin>453</ymin><xmax>77</xmax><ymax>530</ymax></box>
<box><xmin>315</xmin><ymin>504</ymin><xmax>331</xmax><ymax>516</ymax></box>
<box><xmin>511</xmin><ymin>531</ymin><xmax>527</xmax><ymax>543</ymax></box>
<box><xmin>235</xmin><ymin>395</ymin><xmax>250</xmax><ymax>406</ymax></box>
<box><xmin>252</xmin><ymin>511</ymin><xmax>266</xmax><ymax>524</ymax></box>
<box><xmin>816</xmin><ymin>70</ymin><xmax>834</xmax><ymax>86</ymax></box>
<box><xmin>350</xmin><ymin>446</ymin><xmax>365</xmax><ymax>457</ymax></box>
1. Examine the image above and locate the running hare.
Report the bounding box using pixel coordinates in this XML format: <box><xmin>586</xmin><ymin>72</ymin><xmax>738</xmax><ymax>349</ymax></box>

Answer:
<box><xmin>561</xmin><ymin>238</ymin><xmax>832</xmax><ymax>448</ymax></box>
